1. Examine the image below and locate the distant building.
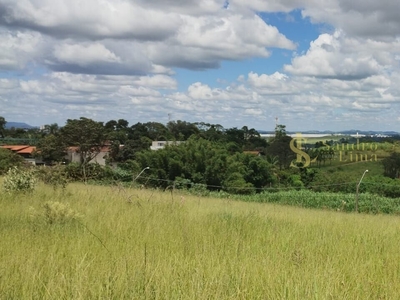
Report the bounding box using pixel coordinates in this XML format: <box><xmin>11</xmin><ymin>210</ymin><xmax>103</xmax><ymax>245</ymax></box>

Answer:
<box><xmin>66</xmin><ymin>145</ymin><xmax>111</xmax><ymax>166</ymax></box>
<box><xmin>243</xmin><ymin>150</ymin><xmax>264</xmax><ymax>156</ymax></box>
<box><xmin>1</xmin><ymin>144</ymin><xmax>112</xmax><ymax>166</ymax></box>
<box><xmin>150</xmin><ymin>141</ymin><xmax>183</xmax><ymax>150</ymax></box>
<box><xmin>0</xmin><ymin>145</ymin><xmax>43</xmax><ymax>165</ymax></box>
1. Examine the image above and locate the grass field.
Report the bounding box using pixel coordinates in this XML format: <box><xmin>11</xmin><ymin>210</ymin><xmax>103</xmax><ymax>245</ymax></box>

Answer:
<box><xmin>2</xmin><ymin>183</ymin><xmax>400</xmax><ymax>299</ymax></box>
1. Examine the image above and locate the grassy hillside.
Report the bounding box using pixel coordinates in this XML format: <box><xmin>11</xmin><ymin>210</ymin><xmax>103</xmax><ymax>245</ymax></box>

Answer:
<box><xmin>2</xmin><ymin>183</ymin><xmax>400</xmax><ymax>299</ymax></box>
<box><xmin>311</xmin><ymin>160</ymin><xmax>382</xmax><ymax>188</ymax></box>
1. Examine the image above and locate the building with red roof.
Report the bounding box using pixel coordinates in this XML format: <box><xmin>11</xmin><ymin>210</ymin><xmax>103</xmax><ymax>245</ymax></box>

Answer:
<box><xmin>0</xmin><ymin>145</ymin><xmax>41</xmax><ymax>165</ymax></box>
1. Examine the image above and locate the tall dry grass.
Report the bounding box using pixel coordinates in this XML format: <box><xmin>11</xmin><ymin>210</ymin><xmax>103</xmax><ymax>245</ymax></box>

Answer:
<box><xmin>1</xmin><ymin>182</ymin><xmax>400</xmax><ymax>299</ymax></box>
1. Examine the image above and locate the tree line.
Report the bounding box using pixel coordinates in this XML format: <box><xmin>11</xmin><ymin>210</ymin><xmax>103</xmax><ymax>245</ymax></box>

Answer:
<box><xmin>0</xmin><ymin>116</ymin><xmax>300</xmax><ymax>192</ymax></box>
<box><xmin>1</xmin><ymin>115</ymin><xmax>400</xmax><ymax>196</ymax></box>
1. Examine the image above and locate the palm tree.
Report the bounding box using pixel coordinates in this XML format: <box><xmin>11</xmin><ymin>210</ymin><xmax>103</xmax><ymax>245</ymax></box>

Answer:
<box><xmin>44</xmin><ymin>123</ymin><xmax>59</xmax><ymax>135</ymax></box>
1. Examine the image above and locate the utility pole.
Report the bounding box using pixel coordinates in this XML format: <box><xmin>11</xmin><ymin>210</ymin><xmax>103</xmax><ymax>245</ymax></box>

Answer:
<box><xmin>355</xmin><ymin>170</ymin><xmax>368</xmax><ymax>212</ymax></box>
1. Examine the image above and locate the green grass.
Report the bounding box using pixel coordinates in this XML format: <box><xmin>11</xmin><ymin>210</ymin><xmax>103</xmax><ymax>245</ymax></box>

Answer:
<box><xmin>312</xmin><ymin>159</ymin><xmax>383</xmax><ymax>175</ymax></box>
<box><xmin>2</xmin><ymin>183</ymin><xmax>400</xmax><ymax>299</ymax></box>
<box><xmin>311</xmin><ymin>160</ymin><xmax>383</xmax><ymax>186</ymax></box>
<box><xmin>230</xmin><ymin>189</ymin><xmax>400</xmax><ymax>214</ymax></box>
<box><xmin>303</xmin><ymin>135</ymin><xmax>349</xmax><ymax>144</ymax></box>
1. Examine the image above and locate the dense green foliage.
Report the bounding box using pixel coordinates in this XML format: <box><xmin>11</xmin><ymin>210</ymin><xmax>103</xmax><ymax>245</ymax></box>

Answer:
<box><xmin>35</xmin><ymin>165</ymin><xmax>68</xmax><ymax>190</ymax></box>
<box><xmin>60</xmin><ymin>117</ymin><xmax>106</xmax><ymax>165</ymax></box>
<box><xmin>2</xmin><ymin>114</ymin><xmax>400</xmax><ymax>201</ymax></box>
<box><xmin>382</xmin><ymin>152</ymin><xmax>400</xmax><ymax>178</ymax></box>
<box><xmin>134</xmin><ymin>136</ymin><xmax>274</xmax><ymax>193</ymax></box>
<box><xmin>0</xmin><ymin>116</ymin><xmax>5</xmax><ymax>138</ymax></box>
<box><xmin>2</xmin><ymin>167</ymin><xmax>37</xmax><ymax>194</ymax></box>
<box><xmin>35</xmin><ymin>134</ymin><xmax>66</xmax><ymax>164</ymax></box>
<box><xmin>221</xmin><ymin>189</ymin><xmax>400</xmax><ymax>214</ymax></box>
<box><xmin>0</xmin><ymin>148</ymin><xmax>23</xmax><ymax>174</ymax></box>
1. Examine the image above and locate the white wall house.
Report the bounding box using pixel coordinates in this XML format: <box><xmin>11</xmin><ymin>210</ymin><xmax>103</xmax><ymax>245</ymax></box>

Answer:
<box><xmin>150</xmin><ymin>141</ymin><xmax>183</xmax><ymax>150</ymax></box>
<box><xmin>66</xmin><ymin>146</ymin><xmax>110</xmax><ymax>166</ymax></box>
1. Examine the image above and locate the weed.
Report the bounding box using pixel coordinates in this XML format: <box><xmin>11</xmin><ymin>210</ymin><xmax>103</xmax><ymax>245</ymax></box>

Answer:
<box><xmin>3</xmin><ymin>166</ymin><xmax>37</xmax><ymax>194</ymax></box>
<box><xmin>29</xmin><ymin>201</ymin><xmax>82</xmax><ymax>225</ymax></box>
<box><xmin>35</xmin><ymin>165</ymin><xmax>68</xmax><ymax>190</ymax></box>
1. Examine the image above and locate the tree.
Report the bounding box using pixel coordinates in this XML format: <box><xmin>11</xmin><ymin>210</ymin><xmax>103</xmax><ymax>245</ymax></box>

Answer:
<box><xmin>0</xmin><ymin>116</ymin><xmax>6</xmax><ymax>138</ymax></box>
<box><xmin>167</xmin><ymin>120</ymin><xmax>199</xmax><ymax>140</ymax></box>
<box><xmin>129</xmin><ymin>122</ymin><xmax>148</xmax><ymax>140</ymax></box>
<box><xmin>244</xmin><ymin>155</ymin><xmax>274</xmax><ymax>189</ymax></box>
<box><xmin>144</xmin><ymin>122</ymin><xmax>171</xmax><ymax>141</ymax></box>
<box><xmin>109</xmin><ymin>137</ymin><xmax>152</xmax><ymax>162</ymax></box>
<box><xmin>266</xmin><ymin>125</ymin><xmax>294</xmax><ymax>170</ymax></box>
<box><xmin>60</xmin><ymin>117</ymin><xmax>106</xmax><ymax>165</ymax></box>
<box><xmin>274</xmin><ymin>124</ymin><xmax>287</xmax><ymax>140</ymax></box>
<box><xmin>243</xmin><ymin>126</ymin><xmax>268</xmax><ymax>150</ymax></box>
<box><xmin>35</xmin><ymin>134</ymin><xmax>66</xmax><ymax>164</ymax></box>
<box><xmin>43</xmin><ymin>123</ymin><xmax>59</xmax><ymax>135</ymax></box>
<box><xmin>223</xmin><ymin>172</ymin><xmax>254</xmax><ymax>194</ymax></box>
<box><xmin>0</xmin><ymin>148</ymin><xmax>23</xmax><ymax>174</ymax></box>
<box><xmin>224</xmin><ymin>127</ymin><xmax>245</xmax><ymax>146</ymax></box>
<box><xmin>105</xmin><ymin>119</ymin><xmax>129</xmax><ymax>144</ymax></box>
<box><xmin>195</xmin><ymin>122</ymin><xmax>225</xmax><ymax>141</ymax></box>
<box><xmin>382</xmin><ymin>152</ymin><xmax>400</xmax><ymax>179</ymax></box>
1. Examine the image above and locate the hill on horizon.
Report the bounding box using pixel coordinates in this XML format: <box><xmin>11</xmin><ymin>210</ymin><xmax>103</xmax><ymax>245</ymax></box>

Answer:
<box><xmin>257</xmin><ymin>129</ymin><xmax>400</xmax><ymax>135</ymax></box>
<box><xmin>5</xmin><ymin>122</ymin><xmax>37</xmax><ymax>129</ymax></box>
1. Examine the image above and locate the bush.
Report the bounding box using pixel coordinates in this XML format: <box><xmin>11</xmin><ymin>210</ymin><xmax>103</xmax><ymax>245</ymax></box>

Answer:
<box><xmin>190</xmin><ymin>183</ymin><xmax>210</xmax><ymax>197</ymax></box>
<box><xmin>35</xmin><ymin>165</ymin><xmax>68</xmax><ymax>190</ymax></box>
<box><xmin>174</xmin><ymin>177</ymin><xmax>193</xmax><ymax>190</ymax></box>
<box><xmin>65</xmin><ymin>162</ymin><xmax>105</xmax><ymax>181</ymax></box>
<box><xmin>3</xmin><ymin>166</ymin><xmax>37</xmax><ymax>193</ymax></box>
<box><xmin>0</xmin><ymin>148</ymin><xmax>23</xmax><ymax>175</ymax></box>
<box><xmin>29</xmin><ymin>201</ymin><xmax>82</xmax><ymax>225</ymax></box>
<box><xmin>223</xmin><ymin>172</ymin><xmax>255</xmax><ymax>195</ymax></box>
<box><xmin>173</xmin><ymin>178</ymin><xmax>210</xmax><ymax>196</ymax></box>
<box><xmin>109</xmin><ymin>167</ymin><xmax>133</xmax><ymax>182</ymax></box>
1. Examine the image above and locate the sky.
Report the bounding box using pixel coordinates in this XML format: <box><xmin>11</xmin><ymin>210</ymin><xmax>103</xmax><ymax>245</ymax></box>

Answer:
<box><xmin>0</xmin><ymin>0</ymin><xmax>399</xmax><ymax>132</ymax></box>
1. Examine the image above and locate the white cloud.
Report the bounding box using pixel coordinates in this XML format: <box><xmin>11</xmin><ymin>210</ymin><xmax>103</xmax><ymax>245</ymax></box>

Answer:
<box><xmin>176</xmin><ymin>14</ymin><xmax>295</xmax><ymax>52</ymax></box>
<box><xmin>284</xmin><ymin>31</ymin><xmax>399</xmax><ymax>80</ymax></box>
<box><xmin>248</xmin><ymin>72</ymin><xmax>289</xmax><ymax>90</ymax></box>
<box><xmin>0</xmin><ymin>0</ymin><xmax>181</xmax><ymax>40</ymax></box>
<box><xmin>134</xmin><ymin>75</ymin><xmax>177</xmax><ymax>90</ymax></box>
<box><xmin>230</xmin><ymin>0</ymin><xmax>400</xmax><ymax>39</ymax></box>
<box><xmin>244</xmin><ymin>108</ymin><xmax>263</xmax><ymax>116</ymax></box>
<box><xmin>302</xmin><ymin>0</ymin><xmax>400</xmax><ymax>39</ymax></box>
<box><xmin>53</xmin><ymin>43</ymin><xmax>121</xmax><ymax>66</ymax></box>
<box><xmin>0</xmin><ymin>78</ymin><xmax>18</xmax><ymax>92</ymax></box>
<box><xmin>2</xmin><ymin>67</ymin><xmax>400</xmax><ymax>130</ymax></box>
<box><xmin>135</xmin><ymin>0</ymin><xmax>222</xmax><ymax>15</ymax></box>
<box><xmin>0</xmin><ymin>29</ymin><xmax>42</xmax><ymax>70</ymax></box>
<box><xmin>0</xmin><ymin>0</ymin><xmax>399</xmax><ymax>131</ymax></box>
<box><xmin>47</xmin><ymin>40</ymin><xmax>154</xmax><ymax>75</ymax></box>
<box><xmin>229</xmin><ymin>0</ymin><xmax>301</xmax><ymax>13</ymax></box>
<box><xmin>0</xmin><ymin>0</ymin><xmax>296</xmax><ymax>73</ymax></box>
<box><xmin>119</xmin><ymin>86</ymin><xmax>161</xmax><ymax>97</ymax></box>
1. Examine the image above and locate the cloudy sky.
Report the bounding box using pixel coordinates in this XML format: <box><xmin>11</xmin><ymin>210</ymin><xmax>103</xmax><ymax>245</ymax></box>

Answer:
<box><xmin>0</xmin><ymin>0</ymin><xmax>399</xmax><ymax>131</ymax></box>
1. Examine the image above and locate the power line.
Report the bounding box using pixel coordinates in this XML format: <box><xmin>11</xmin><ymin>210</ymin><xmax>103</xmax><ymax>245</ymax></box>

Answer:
<box><xmin>135</xmin><ymin>175</ymin><xmax>363</xmax><ymax>192</ymax></box>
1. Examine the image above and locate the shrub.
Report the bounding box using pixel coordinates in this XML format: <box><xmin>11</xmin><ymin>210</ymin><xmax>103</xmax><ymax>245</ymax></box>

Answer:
<box><xmin>0</xmin><ymin>148</ymin><xmax>23</xmax><ymax>175</ymax></box>
<box><xmin>35</xmin><ymin>165</ymin><xmax>68</xmax><ymax>190</ymax></box>
<box><xmin>190</xmin><ymin>183</ymin><xmax>210</xmax><ymax>197</ymax></box>
<box><xmin>29</xmin><ymin>201</ymin><xmax>82</xmax><ymax>225</ymax></box>
<box><xmin>223</xmin><ymin>172</ymin><xmax>255</xmax><ymax>195</ymax></box>
<box><xmin>173</xmin><ymin>178</ymin><xmax>210</xmax><ymax>196</ymax></box>
<box><xmin>174</xmin><ymin>177</ymin><xmax>193</xmax><ymax>190</ymax></box>
<box><xmin>3</xmin><ymin>166</ymin><xmax>37</xmax><ymax>193</ymax></box>
<box><xmin>109</xmin><ymin>167</ymin><xmax>133</xmax><ymax>182</ymax></box>
<box><xmin>65</xmin><ymin>162</ymin><xmax>105</xmax><ymax>181</ymax></box>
